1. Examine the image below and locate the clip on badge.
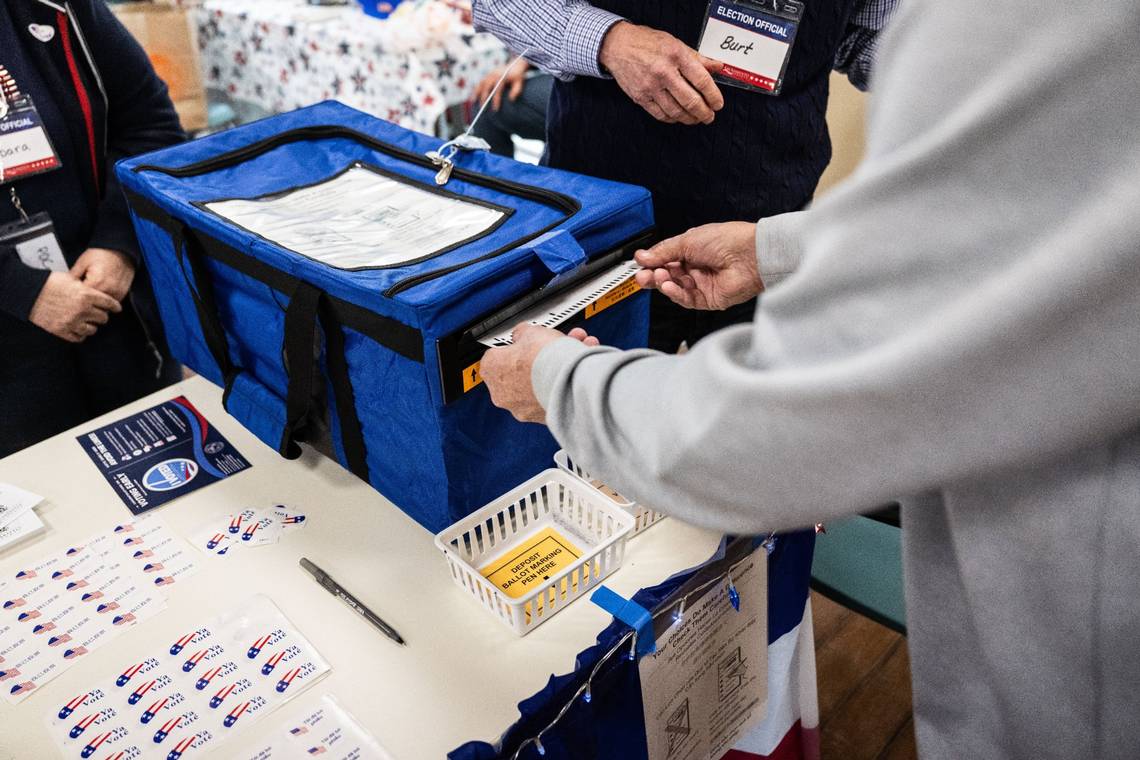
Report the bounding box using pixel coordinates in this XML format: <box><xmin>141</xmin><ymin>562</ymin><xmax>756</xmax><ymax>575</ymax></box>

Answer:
<box><xmin>697</xmin><ymin>0</ymin><xmax>805</xmax><ymax>95</ymax></box>
<box><xmin>0</xmin><ymin>66</ymin><xmax>63</xmax><ymax>184</ymax></box>
<box><xmin>0</xmin><ymin>205</ymin><xmax>67</xmax><ymax>273</ymax></box>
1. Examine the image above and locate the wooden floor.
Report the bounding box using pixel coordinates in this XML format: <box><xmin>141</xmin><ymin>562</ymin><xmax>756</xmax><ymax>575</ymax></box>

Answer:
<box><xmin>812</xmin><ymin>591</ymin><xmax>917</xmax><ymax>760</ymax></box>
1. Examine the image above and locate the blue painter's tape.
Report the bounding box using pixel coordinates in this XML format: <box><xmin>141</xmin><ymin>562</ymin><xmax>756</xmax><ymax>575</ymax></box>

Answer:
<box><xmin>590</xmin><ymin>585</ymin><xmax>656</xmax><ymax>656</ymax></box>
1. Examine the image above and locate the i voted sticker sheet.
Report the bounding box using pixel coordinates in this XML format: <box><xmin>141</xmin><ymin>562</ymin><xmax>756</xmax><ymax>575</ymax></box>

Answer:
<box><xmin>0</xmin><ymin>518</ymin><xmax>197</xmax><ymax>704</ymax></box>
<box><xmin>77</xmin><ymin>397</ymin><xmax>253</xmax><ymax>516</ymax></box>
<box><xmin>44</xmin><ymin>595</ymin><xmax>330</xmax><ymax>760</ymax></box>
<box><xmin>242</xmin><ymin>693</ymin><xmax>395</xmax><ymax>760</ymax></box>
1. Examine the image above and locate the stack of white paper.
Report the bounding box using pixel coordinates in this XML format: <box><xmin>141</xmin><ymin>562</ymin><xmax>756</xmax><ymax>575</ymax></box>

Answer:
<box><xmin>0</xmin><ymin>483</ymin><xmax>45</xmax><ymax>551</ymax></box>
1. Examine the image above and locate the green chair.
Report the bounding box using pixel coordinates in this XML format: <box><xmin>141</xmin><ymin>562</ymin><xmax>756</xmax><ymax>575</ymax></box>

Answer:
<box><xmin>811</xmin><ymin>512</ymin><xmax>906</xmax><ymax>633</ymax></box>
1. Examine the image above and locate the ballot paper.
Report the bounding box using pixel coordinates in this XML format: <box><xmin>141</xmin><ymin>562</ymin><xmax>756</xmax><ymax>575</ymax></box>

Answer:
<box><xmin>476</xmin><ymin>259</ymin><xmax>643</xmax><ymax>347</ymax></box>
<box><xmin>205</xmin><ymin>164</ymin><xmax>508</xmax><ymax>270</ymax></box>
<box><xmin>43</xmin><ymin>595</ymin><xmax>329</xmax><ymax>760</ymax></box>
<box><xmin>241</xmin><ymin>693</ymin><xmax>395</xmax><ymax>760</ymax></box>
<box><xmin>0</xmin><ymin>517</ymin><xmax>197</xmax><ymax>704</ymax></box>
<box><xmin>0</xmin><ymin>482</ymin><xmax>43</xmax><ymax>529</ymax></box>
<box><xmin>638</xmin><ymin>554</ymin><xmax>768</xmax><ymax>760</ymax></box>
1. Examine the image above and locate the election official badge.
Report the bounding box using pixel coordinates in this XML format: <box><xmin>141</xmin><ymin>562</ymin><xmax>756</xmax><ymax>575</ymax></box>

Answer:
<box><xmin>0</xmin><ymin>80</ymin><xmax>63</xmax><ymax>182</ymax></box>
<box><xmin>698</xmin><ymin>0</ymin><xmax>804</xmax><ymax>95</ymax></box>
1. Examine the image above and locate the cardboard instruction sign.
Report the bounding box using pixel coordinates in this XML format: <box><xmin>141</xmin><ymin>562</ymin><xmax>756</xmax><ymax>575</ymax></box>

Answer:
<box><xmin>77</xmin><ymin>397</ymin><xmax>251</xmax><ymax>515</ymax></box>
<box><xmin>639</xmin><ymin>554</ymin><xmax>768</xmax><ymax>760</ymax></box>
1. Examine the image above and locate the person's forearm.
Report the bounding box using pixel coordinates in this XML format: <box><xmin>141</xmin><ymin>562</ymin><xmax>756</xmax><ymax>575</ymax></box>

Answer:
<box><xmin>473</xmin><ymin>0</ymin><xmax>623</xmax><ymax>79</ymax></box>
<box><xmin>535</xmin><ymin>235</ymin><xmax>1140</xmax><ymax>536</ymax></box>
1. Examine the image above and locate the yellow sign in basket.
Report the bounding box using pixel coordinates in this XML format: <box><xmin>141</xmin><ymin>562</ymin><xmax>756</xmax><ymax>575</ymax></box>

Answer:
<box><xmin>480</xmin><ymin>527</ymin><xmax>583</xmax><ymax>600</ymax></box>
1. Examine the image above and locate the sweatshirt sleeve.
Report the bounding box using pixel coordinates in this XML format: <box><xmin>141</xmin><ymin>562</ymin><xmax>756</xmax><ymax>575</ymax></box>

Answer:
<box><xmin>755</xmin><ymin>209</ymin><xmax>809</xmax><ymax>287</ymax></box>
<box><xmin>531</xmin><ymin>0</ymin><xmax>1140</xmax><ymax>535</ymax></box>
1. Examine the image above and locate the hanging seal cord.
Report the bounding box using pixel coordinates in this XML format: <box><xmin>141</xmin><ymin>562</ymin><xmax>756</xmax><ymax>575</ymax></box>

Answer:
<box><xmin>507</xmin><ymin>539</ymin><xmax>774</xmax><ymax>760</ymax></box>
<box><xmin>427</xmin><ymin>48</ymin><xmax>532</xmax><ymax>185</ymax></box>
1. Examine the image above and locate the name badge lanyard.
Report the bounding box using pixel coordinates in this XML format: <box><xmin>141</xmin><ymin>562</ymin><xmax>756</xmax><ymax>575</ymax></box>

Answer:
<box><xmin>696</xmin><ymin>0</ymin><xmax>805</xmax><ymax>96</ymax></box>
<box><xmin>0</xmin><ymin>64</ymin><xmax>68</xmax><ymax>272</ymax></box>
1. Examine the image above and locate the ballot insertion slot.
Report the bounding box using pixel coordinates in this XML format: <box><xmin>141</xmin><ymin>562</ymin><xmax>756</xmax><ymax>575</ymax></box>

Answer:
<box><xmin>435</xmin><ymin>232</ymin><xmax>654</xmax><ymax>403</ymax></box>
<box><xmin>475</xmin><ymin>259</ymin><xmax>642</xmax><ymax>347</ymax></box>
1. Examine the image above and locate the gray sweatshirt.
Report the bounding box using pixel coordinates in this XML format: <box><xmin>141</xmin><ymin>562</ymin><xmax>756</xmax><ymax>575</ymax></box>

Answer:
<box><xmin>531</xmin><ymin>0</ymin><xmax>1140</xmax><ymax>757</ymax></box>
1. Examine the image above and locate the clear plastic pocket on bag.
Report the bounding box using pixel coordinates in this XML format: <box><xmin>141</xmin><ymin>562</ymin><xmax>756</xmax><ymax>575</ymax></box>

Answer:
<box><xmin>202</xmin><ymin>162</ymin><xmax>513</xmax><ymax>270</ymax></box>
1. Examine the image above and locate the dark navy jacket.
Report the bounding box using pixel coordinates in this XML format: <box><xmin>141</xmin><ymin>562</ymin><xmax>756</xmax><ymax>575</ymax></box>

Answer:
<box><xmin>0</xmin><ymin>0</ymin><xmax>184</xmax><ymax>334</ymax></box>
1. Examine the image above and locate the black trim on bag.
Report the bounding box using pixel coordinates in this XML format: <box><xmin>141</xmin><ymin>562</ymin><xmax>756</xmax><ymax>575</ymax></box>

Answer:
<box><xmin>283</xmin><ymin>282</ymin><xmax>322</xmax><ymax>457</ymax></box>
<box><xmin>129</xmin><ymin>125</ymin><xmax>582</xmax><ymax>297</ymax></box>
<box><xmin>127</xmin><ymin>190</ymin><xmax>425</xmax><ymax>364</ymax></box>
<box><xmin>173</xmin><ymin>225</ymin><xmax>237</xmax><ymax>387</ymax></box>
<box><xmin>192</xmin><ymin>161</ymin><xmax>516</xmax><ymax>272</ymax></box>
<box><xmin>319</xmin><ymin>297</ymin><xmax>370</xmax><ymax>481</ymax></box>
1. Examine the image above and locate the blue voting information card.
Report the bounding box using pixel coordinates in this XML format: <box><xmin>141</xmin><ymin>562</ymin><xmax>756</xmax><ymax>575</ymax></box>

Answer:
<box><xmin>77</xmin><ymin>397</ymin><xmax>252</xmax><ymax>515</ymax></box>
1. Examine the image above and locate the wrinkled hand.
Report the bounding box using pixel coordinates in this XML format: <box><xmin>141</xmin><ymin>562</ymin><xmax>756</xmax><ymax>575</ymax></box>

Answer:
<box><xmin>71</xmin><ymin>247</ymin><xmax>136</xmax><ymax>302</ymax></box>
<box><xmin>28</xmin><ymin>271</ymin><xmax>123</xmax><ymax>343</ymax></box>
<box><xmin>634</xmin><ymin>222</ymin><xmax>763</xmax><ymax>310</ymax></box>
<box><xmin>599</xmin><ymin>21</ymin><xmax>724</xmax><ymax>125</ymax></box>
<box><xmin>474</xmin><ymin>59</ymin><xmax>530</xmax><ymax>111</ymax></box>
<box><xmin>482</xmin><ymin>325</ymin><xmax>599</xmax><ymax>424</ymax></box>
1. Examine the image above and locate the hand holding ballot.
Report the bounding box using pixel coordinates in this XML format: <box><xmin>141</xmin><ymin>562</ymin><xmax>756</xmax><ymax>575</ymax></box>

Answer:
<box><xmin>483</xmin><ymin>326</ymin><xmax>599</xmax><ymax>424</ymax></box>
<box><xmin>634</xmin><ymin>221</ymin><xmax>765</xmax><ymax>311</ymax></box>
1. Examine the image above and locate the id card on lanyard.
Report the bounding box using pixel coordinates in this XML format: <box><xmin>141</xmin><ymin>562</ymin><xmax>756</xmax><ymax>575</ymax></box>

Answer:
<box><xmin>1</xmin><ymin>64</ymin><xmax>67</xmax><ymax>272</ymax></box>
<box><xmin>697</xmin><ymin>0</ymin><xmax>804</xmax><ymax>95</ymax></box>
<box><xmin>0</xmin><ymin>211</ymin><xmax>67</xmax><ymax>272</ymax></box>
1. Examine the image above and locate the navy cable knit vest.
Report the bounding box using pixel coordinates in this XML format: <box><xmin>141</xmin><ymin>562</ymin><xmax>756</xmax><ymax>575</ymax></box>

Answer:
<box><xmin>546</xmin><ymin>0</ymin><xmax>856</xmax><ymax>237</ymax></box>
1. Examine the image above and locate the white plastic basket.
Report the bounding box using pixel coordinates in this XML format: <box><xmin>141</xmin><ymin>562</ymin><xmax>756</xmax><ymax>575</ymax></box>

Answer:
<box><xmin>434</xmin><ymin>469</ymin><xmax>635</xmax><ymax>635</ymax></box>
<box><xmin>553</xmin><ymin>450</ymin><xmax>666</xmax><ymax>535</ymax></box>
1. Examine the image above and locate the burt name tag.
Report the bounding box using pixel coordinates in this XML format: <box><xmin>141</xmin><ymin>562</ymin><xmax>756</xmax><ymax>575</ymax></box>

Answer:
<box><xmin>698</xmin><ymin>0</ymin><xmax>801</xmax><ymax>93</ymax></box>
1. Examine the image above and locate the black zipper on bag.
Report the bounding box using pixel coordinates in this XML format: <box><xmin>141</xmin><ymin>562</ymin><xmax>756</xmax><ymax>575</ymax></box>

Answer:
<box><xmin>131</xmin><ymin>125</ymin><xmax>582</xmax><ymax>298</ymax></box>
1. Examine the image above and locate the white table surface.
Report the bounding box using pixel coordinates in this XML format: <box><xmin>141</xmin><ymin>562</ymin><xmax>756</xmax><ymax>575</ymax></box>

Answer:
<box><xmin>0</xmin><ymin>376</ymin><xmax>723</xmax><ymax>759</ymax></box>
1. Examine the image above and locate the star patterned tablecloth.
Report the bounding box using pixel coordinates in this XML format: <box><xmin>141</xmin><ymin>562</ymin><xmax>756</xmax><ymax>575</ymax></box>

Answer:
<box><xmin>195</xmin><ymin>0</ymin><xmax>509</xmax><ymax>135</ymax></box>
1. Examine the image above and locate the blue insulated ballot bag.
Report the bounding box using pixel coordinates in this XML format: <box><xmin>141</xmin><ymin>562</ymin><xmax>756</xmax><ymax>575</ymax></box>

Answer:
<box><xmin>116</xmin><ymin>102</ymin><xmax>654</xmax><ymax>532</ymax></box>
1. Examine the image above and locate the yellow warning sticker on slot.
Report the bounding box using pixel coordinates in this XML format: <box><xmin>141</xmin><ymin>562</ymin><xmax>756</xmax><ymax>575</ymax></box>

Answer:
<box><xmin>462</xmin><ymin>361</ymin><xmax>483</xmax><ymax>393</ymax></box>
<box><xmin>481</xmin><ymin>527</ymin><xmax>583</xmax><ymax>599</ymax></box>
<box><xmin>585</xmin><ymin>277</ymin><xmax>640</xmax><ymax>319</ymax></box>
